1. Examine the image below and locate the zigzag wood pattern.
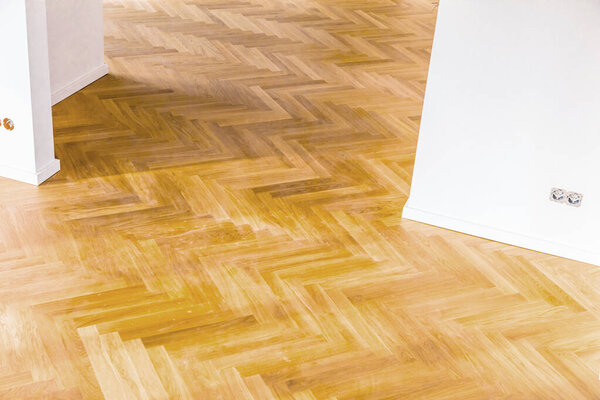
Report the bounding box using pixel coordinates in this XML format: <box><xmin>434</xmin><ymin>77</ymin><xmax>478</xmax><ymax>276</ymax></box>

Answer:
<box><xmin>1</xmin><ymin>0</ymin><xmax>600</xmax><ymax>398</ymax></box>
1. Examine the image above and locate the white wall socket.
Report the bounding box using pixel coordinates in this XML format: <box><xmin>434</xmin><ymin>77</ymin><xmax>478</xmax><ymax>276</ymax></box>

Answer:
<box><xmin>550</xmin><ymin>188</ymin><xmax>583</xmax><ymax>207</ymax></box>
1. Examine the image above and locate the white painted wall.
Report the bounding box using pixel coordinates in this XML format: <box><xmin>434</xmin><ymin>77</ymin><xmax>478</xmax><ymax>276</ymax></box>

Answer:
<box><xmin>404</xmin><ymin>0</ymin><xmax>600</xmax><ymax>265</ymax></box>
<box><xmin>46</xmin><ymin>0</ymin><xmax>107</xmax><ymax>105</ymax></box>
<box><xmin>0</xmin><ymin>0</ymin><xmax>59</xmax><ymax>185</ymax></box>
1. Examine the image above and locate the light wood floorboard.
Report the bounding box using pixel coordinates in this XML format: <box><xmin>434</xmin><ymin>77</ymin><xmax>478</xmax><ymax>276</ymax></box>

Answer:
<box><xmin>1</xmin><ymin>0</ymin><xmax>600</xmax><ymax>398</ymax></box>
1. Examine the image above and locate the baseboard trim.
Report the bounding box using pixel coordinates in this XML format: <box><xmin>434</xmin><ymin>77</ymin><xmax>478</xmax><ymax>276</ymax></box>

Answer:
<box><xmin>0</xmin><ymin>159</ymin><xmax>60</xmax><ymax>186</ymax></box>
<box><xmin>402</xmin><ymin>204</ymin><xmax>600</xmax><ymax>266</ymax></box>
<box><xmin>51</xmin><ymin>64</ymin><xmax>109</xmax><ymax>105</ymax></box>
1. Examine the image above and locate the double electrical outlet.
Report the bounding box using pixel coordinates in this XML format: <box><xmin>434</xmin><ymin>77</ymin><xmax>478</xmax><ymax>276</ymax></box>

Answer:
<box><xmin>550</xmin><ymin>188</ymin><xmax>583</xmax><ymax>208</ymax></box>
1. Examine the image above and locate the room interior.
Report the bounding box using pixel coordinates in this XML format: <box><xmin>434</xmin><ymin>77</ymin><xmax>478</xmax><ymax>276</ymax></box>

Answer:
<box><xmin>1</xmin><ymin>0</ymin><xmax>600</xmax><ymax>398</ymax></box>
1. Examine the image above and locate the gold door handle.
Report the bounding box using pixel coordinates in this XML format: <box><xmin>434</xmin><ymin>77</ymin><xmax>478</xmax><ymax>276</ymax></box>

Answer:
<box><xmin>2</xmin><ymin>118</ymin><xmax>14</xmax><ymax>131</ymax></box>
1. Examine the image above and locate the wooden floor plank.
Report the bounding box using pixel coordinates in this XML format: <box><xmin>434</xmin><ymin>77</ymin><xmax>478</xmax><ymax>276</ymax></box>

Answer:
<box><xmin>1</xmin><ymin>0</ymin><xmax>600</xmax><ymax>398</ymax></box>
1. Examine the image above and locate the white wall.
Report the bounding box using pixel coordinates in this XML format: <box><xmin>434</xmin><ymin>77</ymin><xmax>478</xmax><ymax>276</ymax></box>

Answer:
<box><xmin>0</xmin><ymin>0</ymin><xmax>59</xmax><ymax>185</ymax></box>
<box><xmin>404</xmin><ymin>0</ymin><xmax>600</xmax><ymax>265</ymax></box>
<box><xmin>46</xmin><ymin>0</ymin><xmax>107</xmax><ymax>105</ymax></box>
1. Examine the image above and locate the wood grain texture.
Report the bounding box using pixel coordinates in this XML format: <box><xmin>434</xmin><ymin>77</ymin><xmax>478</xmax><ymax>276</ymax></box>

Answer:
<box><xmin>2</xmin><ymin>0</ymin><xmax>600</xmax><ymax>398</ymax></box>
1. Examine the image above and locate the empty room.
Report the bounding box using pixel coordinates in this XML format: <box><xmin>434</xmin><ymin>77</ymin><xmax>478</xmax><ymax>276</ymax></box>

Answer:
<box><xmin>2</xmin><ymin>0</ymin><xmax>600</xmax><ymax>398</ymax></box>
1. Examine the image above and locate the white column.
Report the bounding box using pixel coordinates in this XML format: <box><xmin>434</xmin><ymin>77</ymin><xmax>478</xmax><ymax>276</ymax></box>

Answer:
<box><xmin>404</xmin><ymin>0</ymin><xmax>600</xmax><ymax>265</ymax></box>
<box><xmin>0</xmin><ymin>0</ymin><xmax>60</xmax><ymax>185</ymax></box>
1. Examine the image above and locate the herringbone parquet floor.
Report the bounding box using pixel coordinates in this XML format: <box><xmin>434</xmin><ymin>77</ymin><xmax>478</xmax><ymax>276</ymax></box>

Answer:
<box><xmin>2</xmin><ymin>0</ymin><xmax>600</xmax><ymax>398</ymax></box>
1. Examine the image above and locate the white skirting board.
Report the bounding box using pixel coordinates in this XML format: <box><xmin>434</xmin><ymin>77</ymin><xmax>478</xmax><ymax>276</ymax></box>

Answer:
<box><xmin>402</xmin><ymin>205</ymin><xmax>600</xmax><ymax>266</ymax></box>
<box><xmin>0</xmin><ymin>159</ymin><xmax>60</xmax><ymax>186</ymax></box>
<box><xmin>51</xmin><ymin>64</ymin><xmax>108</xmax><ymax>105</ymax></box>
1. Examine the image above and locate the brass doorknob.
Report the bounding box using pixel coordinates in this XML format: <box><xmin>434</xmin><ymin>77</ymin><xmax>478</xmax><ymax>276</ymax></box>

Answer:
<box><xmin>2</xmin><ymin>118</ymin><xmax>14</xmax><ymax>131</ymax></box>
